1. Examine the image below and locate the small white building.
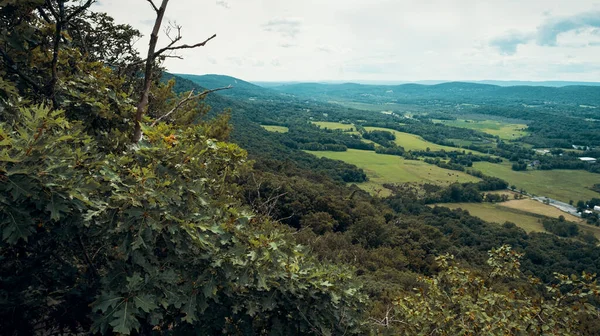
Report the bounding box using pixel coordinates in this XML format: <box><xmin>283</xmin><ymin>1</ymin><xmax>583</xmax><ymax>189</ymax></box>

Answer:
<box><xmin>594</xmin><ymin>206</ymin><xmax>600</xmax><ymax>212</ymax></box>
<box><xmin>579</xmin><ymin>157</ymin><xmax>597</xmax><ymax>163</ymax></box>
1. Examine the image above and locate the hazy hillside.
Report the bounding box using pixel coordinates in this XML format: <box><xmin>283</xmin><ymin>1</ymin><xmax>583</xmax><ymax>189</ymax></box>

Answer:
<box><xmin>269</xmin><ymin>81</ymin><xmax>600</xmax><ymax>106</ymax></box>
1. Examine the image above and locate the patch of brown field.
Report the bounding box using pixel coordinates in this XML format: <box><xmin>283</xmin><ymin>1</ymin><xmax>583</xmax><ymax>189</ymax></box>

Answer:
<box><xmin>499</xmin><ymin>199</ymin><xmax>582</xmax><ymax>223</ymax></box>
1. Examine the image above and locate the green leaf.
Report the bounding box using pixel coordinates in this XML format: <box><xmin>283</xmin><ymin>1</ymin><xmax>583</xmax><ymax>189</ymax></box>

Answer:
<box><xmin>46</xmin><ymin>194</ymin><xmax>70</xmax><ymax>221</ymax></box>
<box><xmin>181</xmin><ymin>294</ymin><xmax>198</xmax><ymax>323</ymax></box>
<box><xmin>1</xmin><ymin>208</ymin><xmax>35</xmax><ymax>244</ymax></box>
<box><xmin>91</xmin><ymin>292</ymin><xmax>122</xmax><ymax>313</ymax></box>
<box><xmin>110</xmin><ymin>301</ymin><xmax>140</xmax><ymax>335</ymax></box>
<box><xmin>133</xmin><ymin>295</ymin><xmax>157</xmax><ymax>313</ymax></box>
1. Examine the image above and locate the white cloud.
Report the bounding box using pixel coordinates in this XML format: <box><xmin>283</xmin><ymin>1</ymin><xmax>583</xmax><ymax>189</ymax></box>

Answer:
<box><xmin>92</xmin><ymin>0</ymin><xmax>600</xmax><ymax>82</ymax></box>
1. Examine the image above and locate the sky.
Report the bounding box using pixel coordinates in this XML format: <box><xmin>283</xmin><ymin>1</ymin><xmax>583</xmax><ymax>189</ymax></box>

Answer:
<box><xmin>93</xmin><ymin>0</ymin><xmax>600</xmax><ymax>82</ymax></box>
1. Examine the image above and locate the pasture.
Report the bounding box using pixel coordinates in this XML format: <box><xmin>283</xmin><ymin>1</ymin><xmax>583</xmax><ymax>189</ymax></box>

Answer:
<box><xmin>312</xmin><ymin>121</ymin><xmax>356</xmax><ymax>132</ymax></box>
<box><xmin>433</xmin><ymin>119</ymin><xmax>528</xmax><ymax>140</ymax></box>
<box><xmin>434</xmin><ymin>202</ymin><xmax>545</xmax><ymax>233</ymax></box>
<box><xmin>364</xmin><ymin>127</ymin><xmax>461</xmax><ymax>152</ymax></box>
<box><xmin>436</xmin><ymin>201</ymin><xmax>600</xmax><ymax>239</ymax></box>
<box><xmin>473</xmin><ymin>162</ymin><xmax>600</xmax><ymax>203</ymax></box>
<box><xmin>500</xmin><ymin>199</ymin><xmax>583</xmax><ymax>223</ymax></box>
<box><xmin>261</xmin><ymin>125</ymin><xmax>289</xmax><ymax>133</ymax></box>
<box><xmin>306</xmin><ymin>149</ymin><xmax>480</xmax><ymax>195</ymax></box>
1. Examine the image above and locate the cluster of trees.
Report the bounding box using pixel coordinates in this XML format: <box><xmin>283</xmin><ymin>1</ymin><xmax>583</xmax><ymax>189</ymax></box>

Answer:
<box><xmin>362</xmin><ymin>129</ymin><xmax>396</xmax><ymax>147</ymax></box>
<box><xmin>542</xmin><ymin>217</ymin><xmax>579</xmax><ymax>237</ymax></box>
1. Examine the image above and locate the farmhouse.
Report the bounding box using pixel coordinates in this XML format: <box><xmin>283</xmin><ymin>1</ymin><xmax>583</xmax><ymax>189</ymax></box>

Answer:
<box><xmin>579</xmin><ymin>157</ymin><xmax>597</xmax><ymax>163</ymax></box>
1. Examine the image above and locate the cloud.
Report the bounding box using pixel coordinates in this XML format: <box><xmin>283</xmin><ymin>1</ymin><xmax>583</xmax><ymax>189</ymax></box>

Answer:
<box><xmin>490</xmin><ymin>32</ymin><xmax>534</xmax><ymax>55</ymax></box>
<box><xmin>262</xmin><ymin>18</ymin><xmax>302</xmax><ymax>38</ymax></box>
<box><xmin>215</xmin><ymin>0</ymin><xmax>230</xmax><ymax>9</ymax></box>
<box><xmin>537</xmin><ymin>11</ymin><xmax>600</xmax><ymax>46</ymax></box>
<box><xmin>279</xmin><ymin>43</ymin><xmax>296</xmax><ymax>48</ymax></box>
<box><xmin>491</xmin><ymin>11</ymin><xmax>600</xmax><ymax>54</ymax></box>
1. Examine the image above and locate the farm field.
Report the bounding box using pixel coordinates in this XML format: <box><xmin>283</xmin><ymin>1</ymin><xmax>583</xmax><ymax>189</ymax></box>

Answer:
<box><xmin>307</xmin><ymin>149</ymin><xmax>480</xmax><ymax>195</ymax></box>
<box><xmin>261</xmin><ymin>125</ymin><xmax>289</xmax><ymax>133</ymax></box>
<box><xmin>433</xmin><ymin>119</ymin><xmax>528</xmax><ymax>140</ymax></box>
<box><xmin>500</xmin><ymin>199</ymin><xmax>583</xmax><ymax>223</ymax></box>
<box><xmin>364</xmin><ymin>127</ymin><xmax>463</xmax><ymax>152</ymax></box>
<box><xmin>312</xmin><ymin>121</ymin><xmax>355</xmax><ymax>131</ymax></box>
<box><xmin>473</xmin><ymin>162</ymin><xmax>600</xmax><ymax>203</ymax></box>
<box><xmin>436</xmin><ymin>201</ymin><xmax>600</xmax><ymax>239</ymax></box>
<box><xmin>435</xmin><ymin>202</ymin><xmax>545</xmax><ymax>233</ymax></box>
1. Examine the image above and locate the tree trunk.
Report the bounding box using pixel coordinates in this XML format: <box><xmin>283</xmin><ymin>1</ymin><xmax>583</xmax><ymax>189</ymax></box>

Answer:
<box><xmin>133</xmin><ymin>0</ymin><xmax>169</xmax><ymax>142</ymax></box>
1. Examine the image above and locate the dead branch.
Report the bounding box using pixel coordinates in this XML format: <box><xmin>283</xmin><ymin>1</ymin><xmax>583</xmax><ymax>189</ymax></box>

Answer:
<box><xmin>150</xmin><ymin>85</ymin><xmax>232</xmax><ymax>126</ymax></box>
<box><xmin>153</xmin><ymin>33</ymin><xmax>216</xmax><ymax>56</ymax></box>
<box><xmin>146</xmin><ymin>0</ymin><xmax>160</xmax><ymax>13</ymax></box>
<box><xmin>65</xmin><ymin>0</ymin><xmax>95</xmax><ymax>22</ymax></box>
<box><xmin>37</xmin><ymin>6</ymin><xmax>53</xmax><ymax>23</ymax></box>
<box><xmin>132</xmin><ymin>0</ymin><xmax>218</xmax><ymax>142</ymax></box>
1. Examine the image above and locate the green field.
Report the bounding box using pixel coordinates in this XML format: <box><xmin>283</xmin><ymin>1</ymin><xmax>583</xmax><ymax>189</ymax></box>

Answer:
<box><xmin>261</xmin><ymin>125</ymin><xmax>289</xmax><ymax>133</ymax></box>
<box><xmin>433</xmin><ymin>119</ymin><xmax>528</xmax><ymax>140</ymax></box>
<box><xmin>473</xmin><ymin>162</ymin><xmax>600</xmax><ymax>203</ymax></box>
<box><xmin>307</xmin><ymin>149</ymin><xmax>480</xmax><ymax>195</ymax></box>
<box><xmin>312</xmin><ymin>121</ymin><xmax>356</xmax><ymax>131</ymax></box>
<box><xmin>364</xmin><ymin>127</ymin><xmax>461</xmax><ymax>152</ymax></box>
<box><xmin>436</xmin><ymin>201</ymin><xmax>600</xmax><ymax>239</ymax></box>
<box><xmin>435</xmin><ymin>203</ymin><xmax>545</xmax><ymax>233</ymax></box>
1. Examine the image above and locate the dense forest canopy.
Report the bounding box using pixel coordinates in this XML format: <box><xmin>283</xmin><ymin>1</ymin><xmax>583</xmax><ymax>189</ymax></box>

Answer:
<box><xmin>1</xmin><ymin>1</ymin><xmax>600</xmax><ymax>335</ymax></box>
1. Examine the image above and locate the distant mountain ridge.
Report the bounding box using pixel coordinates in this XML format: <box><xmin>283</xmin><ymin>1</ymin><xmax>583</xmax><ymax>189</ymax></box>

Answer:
<box><xmin>254</xmin><ymin>80</ymin><xmax>600</xmax><ymax>87</ymax></box>
<box><xmin>173</xmin><ymin>73</ymin><xmax>600</xmax><ymax>111</ymax></box>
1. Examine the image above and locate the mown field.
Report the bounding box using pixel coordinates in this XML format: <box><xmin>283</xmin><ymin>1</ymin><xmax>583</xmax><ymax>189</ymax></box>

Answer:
<box><xmin>261</xmin><ymin>125</ymin><xmax>289</xmax><ymax>133</ymax></box>
<box><xmin>364</xmin><ymin>127</ymin><xmax>462</xmax><ymax>151</ymax></box>
<box><xmin>434</xmin><ymin>202</ymin><xmax>545</xmax><ymax>233</ymax></box>
<box><xmin>436</xmin><ymin>201</ymin><xmax>600</xmax><ymax>239</ymax></box>
<box><xmin>307</xmin><ymin>149</ymin><xmax>480</xmax><ymax>195</ymax></box>
<box><xmin>500</xmin><ymin>199</ymin><xmax>583</xmax><ymax>223</ymax></box>
<box><xmin>312</xmin><ymin>121</ymin><xmax>356</xmax><ymax>131</ymax></box>
<box><xmin>433</xmin><ymin>119</ymin><xmax>528</xmax><ymax>140</ymax></box>
<box><xmin>473</xmin><ymin>162</ymin><xmax>600</xmax><ymax>203</ymax></box>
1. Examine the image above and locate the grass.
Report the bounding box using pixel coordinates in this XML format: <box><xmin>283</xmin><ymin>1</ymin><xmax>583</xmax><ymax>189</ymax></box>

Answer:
<box><xmin>500</xmin><ymin>199</ymin><xmax>583</xmax><ymax>223</ymax></box>
<box><xmin>306</xmin><ymin>149</ymin><xmax>480</xmax><ymax>195</ymax></box>
<box><xmin>435</xmin><ymin>203</ymin><xmax>546</xmax><ymax>233</ymax></box>
<box><xmin>312</xmin><ymin>121</ymin><xmax>355</xmax><ymax>131</ymax></box>
<box><xmin>433</xmin><ymin>119</ymin><xmax>528</xmax><ymax>140</ymax></box>
<box><xmin>473</xmin><ymin>161</ymin><xmax>600</xmax><ymax>203</ymax></box>
<box><xmin>364</xmin><ymin>127</ymin><xmax>460</xmax><ymax>152</ymax></box>
<box><xmin>261</xmin><ymin>125</ymin><xmax>289</xmax><ymax>133</ymax></box>
<box><xmin>435</xmin><ymin>201</ymin><xmax>600</xmax><ymax>239</ymax></box>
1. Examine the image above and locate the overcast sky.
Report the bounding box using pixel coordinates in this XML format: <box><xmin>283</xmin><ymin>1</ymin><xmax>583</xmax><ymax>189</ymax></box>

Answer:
<box><xmin>94</xmin><ymin>0</ymin><xmax>600</xmax><ymax>82</ymax></box>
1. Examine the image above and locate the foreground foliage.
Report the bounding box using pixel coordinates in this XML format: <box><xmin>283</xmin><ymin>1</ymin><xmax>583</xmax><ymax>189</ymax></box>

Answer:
<box><xmin>387</xmin><ymin>246</ymin><xmax>600</xmax><ymax>335</ymax></box>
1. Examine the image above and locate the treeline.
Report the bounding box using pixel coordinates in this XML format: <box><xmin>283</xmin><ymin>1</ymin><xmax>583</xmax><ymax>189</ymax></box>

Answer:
<box><xmin>420</xmin><ymin>176</ymin><xmax>509</xmax><ymax>203</ymax></box>
<box><xmin>281</xmin><ymin>123</ymin><xmax>375</xmax><ymax>151</ymax></box>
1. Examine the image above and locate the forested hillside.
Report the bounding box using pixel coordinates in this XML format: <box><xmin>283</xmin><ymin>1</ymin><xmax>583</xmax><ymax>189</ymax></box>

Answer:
<box><xmin>1</xmin><ymin>1</ymin><xmax>600</xmax><ymax>335</ymax></box>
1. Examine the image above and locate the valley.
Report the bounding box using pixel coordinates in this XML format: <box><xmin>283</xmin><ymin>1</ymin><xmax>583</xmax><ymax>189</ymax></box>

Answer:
<box><xmin>307</xmin><ymin>149</ymin><xmax>480</xmax><ymax>196</ymax></box>
<box><xmin>6</xmin><ymin>2</ymin><xmax>600</xmax><ymax>334</ymax></box>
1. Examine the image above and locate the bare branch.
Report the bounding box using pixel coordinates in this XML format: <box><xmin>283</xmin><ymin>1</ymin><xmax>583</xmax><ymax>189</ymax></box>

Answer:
<box><xmin>45</xmin><ymin>0</ymin><xmax>59</xmax><ymax>20</ymax></box>
<box><xmin>65</xmin><ymin>0</ymin><xmax>95</xmax><ymax>22</ymax></box>
<box><xmin>153</xmin><ymin>33</ymin><xmax>217</xmax><ymax>57</ymax></box>
<box><xmin>37</xmin><ymin>7</ymin><xmax>54</xmax><ymax>23</ymax></box>
<box><xmin>162</xmin><ymin>54</ymin><xmax>184</xmax><ymax>60</ymax></box>
<box><xmin>146</xmin><ymin>0</ymin><xmax>159</xmax><ymax>13</ymax></box>
<box><xmin>150</xmin><ymin>85</ymin><xmax>232</xmax><ymax>126</ymax></box>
